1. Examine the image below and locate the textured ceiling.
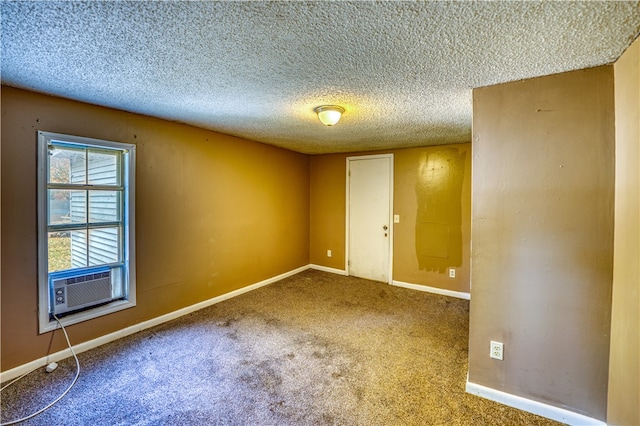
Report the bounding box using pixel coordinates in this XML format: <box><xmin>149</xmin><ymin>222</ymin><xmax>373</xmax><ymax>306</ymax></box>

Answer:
<box><xmin>2</xmin><ymin>1</ymin><xmax>640</xmax><ymax>154</ymax></box>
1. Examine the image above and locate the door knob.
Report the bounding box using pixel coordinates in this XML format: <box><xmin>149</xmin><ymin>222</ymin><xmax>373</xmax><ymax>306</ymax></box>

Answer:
<box><xmin>383</xmin><ymin>225</ymin><xmax>388</xmax><ymax>230</ymax></box>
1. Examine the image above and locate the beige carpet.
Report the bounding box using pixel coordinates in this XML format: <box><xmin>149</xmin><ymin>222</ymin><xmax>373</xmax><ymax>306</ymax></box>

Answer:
<box><xmin>2</xmin><ymin>270</ymin><xmax>562</xmax><ymax>425</ymax></box>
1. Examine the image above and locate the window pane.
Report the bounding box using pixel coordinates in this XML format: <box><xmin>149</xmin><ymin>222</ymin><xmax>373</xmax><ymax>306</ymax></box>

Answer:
<box><xmin>49</xmin><ymin>190</ymin><xmax>86</xmax><ymax>225</ymax></box>
<box><xmin>88</xmin><ymin>227</ymin><xmax>120</xmax><ymax>266</ymax></box>
<box><xmin>70</xmin><ymin>230</ymin><xmax>88</xmax><ymax>268</ymax></box>
<box><xmin>88</xmin><ymin>151</ymin><xmax>119</xmax><ymax>185</ymax></box>
<box><xmin>89</xmin><ymin>191</ymin><xmax>120</xmax><ymax>223</ymax></box>
<box><xmin>48</xmin><ymin>231</ymin><xmax>72</xmax><ymax>272</ymax></box>
<box><xmin>49</xmin><ymin>146</ymin><xmax>85</xmax><ymax>184</ymax></box>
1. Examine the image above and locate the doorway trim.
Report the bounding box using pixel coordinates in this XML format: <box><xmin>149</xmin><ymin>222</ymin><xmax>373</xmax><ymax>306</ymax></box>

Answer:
<box><xmin>345</xmin><ymin>153</ymin><xmax>394</xmax><ymax>284</ymax></box>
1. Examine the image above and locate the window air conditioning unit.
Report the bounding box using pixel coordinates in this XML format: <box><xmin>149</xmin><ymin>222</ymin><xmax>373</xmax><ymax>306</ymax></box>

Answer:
<box><xmin>50</xmin><ymin>267</ymin><xmax>113</xmax><ymax>316</ymax></box>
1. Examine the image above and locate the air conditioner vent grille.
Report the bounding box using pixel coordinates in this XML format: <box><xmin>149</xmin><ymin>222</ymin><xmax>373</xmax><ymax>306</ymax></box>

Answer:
<box><xmin>67</xmin><ymin>277</ymin><xmax>111</xmax><ymax>307</ymax></box>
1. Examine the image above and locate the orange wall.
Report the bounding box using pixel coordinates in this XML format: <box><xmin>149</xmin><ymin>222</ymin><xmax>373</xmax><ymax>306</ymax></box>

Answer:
<box><xmin>469</xmin><ymin>66</ymin><xmax>615</xmax><ymax>420</ymax></box>
<box><xmin>1</xmin><ymin>86</ymin><xmax>310</xmax><ymax>370</ymax></box>
<box><xmin>309</xmin><ymin>145</ymin><xmax>471</xmax><ymax>293</ymax></box>
<box><xmin>608</xmin><ymin>36</ymin><xmax>640</xmax><ymax>425</ymax></box>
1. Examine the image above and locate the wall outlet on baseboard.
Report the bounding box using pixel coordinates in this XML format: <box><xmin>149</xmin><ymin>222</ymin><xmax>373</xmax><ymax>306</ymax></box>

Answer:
<box><xmin>490</xmin><ymin>341</ymin><xmax>504</xmax><ymax>360</ymax></box>
<box><xmin>448</xmin><ymin>268</ymin><xmax>456</xmax><ymax>278</ymax></box>
<box><xmin>327</xmin><ymin>250</ymin><xmax>332</xmax><ymax>257</ymax></box>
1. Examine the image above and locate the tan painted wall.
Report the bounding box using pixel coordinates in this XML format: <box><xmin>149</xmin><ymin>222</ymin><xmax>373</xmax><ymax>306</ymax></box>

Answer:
<box><xmin>309</xmin><ymin>145</ymin><xmax>471</xmax><ymax>293</ymax></box>
<box><xmin>469</xmin><ymin>66</ymin><xmax>615</xmax><ymax>420</ymax></box>
<box><xmin>394</xmin><ymin>145</ymin><xmax>471</xmax><ymax>292</ymax></box>
<box><xmin>608</xmin><ymin>37</ymin><xmax>640</xmax><ymax>425</ymax></box>
<box><xmin>1</xmin><ymin>86</ymin><xmax>310</xmax><ymax>371</ymax></box>
<box><xmin>309</xmin><ymin>154</ymin><xmax>347</xmax><ymax>270</ymax></box>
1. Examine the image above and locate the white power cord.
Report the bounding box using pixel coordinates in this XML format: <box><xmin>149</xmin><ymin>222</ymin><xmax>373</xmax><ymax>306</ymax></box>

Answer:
<box><xmin>0</xmin><ymin>315</ymin><xmax>80</xmax><ymax>426</ymax></box>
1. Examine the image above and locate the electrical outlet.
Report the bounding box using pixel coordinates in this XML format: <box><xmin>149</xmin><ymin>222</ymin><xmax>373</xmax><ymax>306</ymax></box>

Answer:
<box><xmin>448</xmin><ymin>268</ymin><xmax>456</xmax><ymax>278</ymax></box>
<box><xmin>327</xmin><ymin>250</ymin><xmax>332</xmax><ymax>257</ymax></box>
<box><xmin>490</xmin><ymin>341</ymin><xmax>504</xmax><ymax>360</ymax></box>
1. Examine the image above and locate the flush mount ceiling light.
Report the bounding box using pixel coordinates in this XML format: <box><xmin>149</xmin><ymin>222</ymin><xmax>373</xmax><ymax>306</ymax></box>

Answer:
<box><xmin>314</xmin><ymin>105</ymin><xmax>345</xmax><ymax>126</ymax></box>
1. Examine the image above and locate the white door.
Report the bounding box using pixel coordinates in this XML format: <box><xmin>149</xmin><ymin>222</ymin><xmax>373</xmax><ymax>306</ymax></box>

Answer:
<box><xmin>347</xmin><ymin>155</ymin><xmax>393</xmax><ymax>283</ymax></box>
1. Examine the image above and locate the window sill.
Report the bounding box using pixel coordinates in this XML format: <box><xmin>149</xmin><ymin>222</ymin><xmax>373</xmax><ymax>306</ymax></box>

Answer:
<box><xmin>39</xmin><ymin>299</ymin><xmax>136</xmax><ymax>334</ymax></box>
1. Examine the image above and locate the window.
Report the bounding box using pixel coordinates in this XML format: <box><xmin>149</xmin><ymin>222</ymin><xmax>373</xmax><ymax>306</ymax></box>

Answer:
<box><xmin>38</xmin><ymin>131</ymin><xmax>136</xmax><ymax>333</ymax></box>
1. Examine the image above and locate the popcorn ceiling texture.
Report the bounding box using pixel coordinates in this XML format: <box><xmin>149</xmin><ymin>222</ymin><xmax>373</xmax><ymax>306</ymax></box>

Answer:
<box><xmin>2</xmin><ymin>1</ymin><xmax>639</xmax><ymax>154</ymax></box>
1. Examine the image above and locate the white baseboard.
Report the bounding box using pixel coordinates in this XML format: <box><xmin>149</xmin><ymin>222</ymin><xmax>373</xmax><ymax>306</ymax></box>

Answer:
<box><xmin>0</xmin><ymin>265</ymin><xmax>309</xmax><ymax>383</ymax></box>
<box><xmin>309</xmin><ymin>264</ymin><xmax>347</xmax><ymax>275</ymax></box>
<box><xmin>391</xmin><ymin>280</ymin><xmax>470</xmax><ymax>300</ymax></box>
<box><xmin>465</xmin><ymin>381</ymin><xmax>606</xmax><ymax>426</ymax></box>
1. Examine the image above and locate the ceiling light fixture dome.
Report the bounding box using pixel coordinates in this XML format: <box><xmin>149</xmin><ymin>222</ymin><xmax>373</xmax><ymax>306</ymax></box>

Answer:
<box><xmin>314</xmin><ymin>105</ymin><xmax>345</xmax><ymax>126</ymax></box>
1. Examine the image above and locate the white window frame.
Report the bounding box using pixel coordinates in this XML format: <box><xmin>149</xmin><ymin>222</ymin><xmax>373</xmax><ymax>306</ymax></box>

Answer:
<box><xmin>37</xmin><ymin>131</ymin><xmax>136</xmax><ymax>333</ymax></box>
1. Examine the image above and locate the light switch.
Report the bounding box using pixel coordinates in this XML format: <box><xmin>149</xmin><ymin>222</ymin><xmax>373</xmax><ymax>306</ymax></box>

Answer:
<box><xmin>393</xmin><ymin>215</ymin><xmax>400</xmax><ymax>223</ymax></box>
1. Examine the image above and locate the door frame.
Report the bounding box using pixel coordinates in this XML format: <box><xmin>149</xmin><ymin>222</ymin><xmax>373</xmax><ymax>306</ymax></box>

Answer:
<box><xmin>345</xmin><ymin>153</ymin><xmax>394</xmax><ymax>284</ymax></box>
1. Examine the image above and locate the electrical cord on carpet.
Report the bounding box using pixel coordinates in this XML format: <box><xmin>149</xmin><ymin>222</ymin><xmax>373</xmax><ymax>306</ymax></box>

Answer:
<box><xmin>0</xmin><ymin>315</ymin><xmax>80</xmax><ymax>426</ymax></box>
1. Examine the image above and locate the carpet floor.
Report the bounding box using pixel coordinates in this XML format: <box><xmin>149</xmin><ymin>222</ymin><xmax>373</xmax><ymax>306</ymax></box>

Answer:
<box><xmin>2</xmin><ymin>270</ymin><xmax>562</xmax><ymax>425</ymax></box>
